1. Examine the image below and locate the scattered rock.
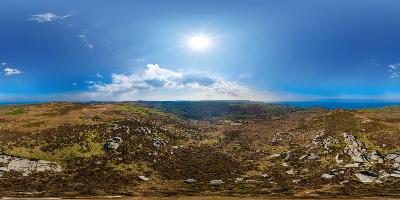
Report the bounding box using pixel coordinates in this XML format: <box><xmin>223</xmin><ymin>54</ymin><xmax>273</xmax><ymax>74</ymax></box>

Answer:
<box><xmin>322</xmin><ymin>173</ymin><xmax>335</xmax><ymax>179</ymax></box>
<box><xmin>153</xmin><ymin>139</ymin><xmax>166</xmax><ymax>148</ymax></box>
<box><xmin>370</xmin><ymin>150</ymin><xmax>384</xmax><ymax>163</ymax></box>
<box><xmin>184</xmin><ymin>179</ymin><xmax>197</xmax><ymax>183</ymax></box>
<box><xmin>393</xmin><ymin>163</ymin><xmax>400</xmax><ymax>169</ymax></box>
<box><xmin>355</xmin><ymin>171</ymin><xmax>379</xmax><ymax>183</ymax></box>
<box><xmin>235</xmin><ymin>178</ymin><xmax>244</xmax><ymax>183</ymax></box>
<box><xmin>299</xmin><ymin>155</ymin><xmax>307</xmax><ymax>160</ymax></box>
<box><xmin>269</xmin><ymin>153</ymin><xmax>281</xmax><ymax>158</ymax></box>
<box><xmin>286</xmin><ymin>169</ymin><xmax>295</xmax><ymax>175</ymax></box>
<box><xmin>307</xmin><ymin>153</ymin><xmax>319</xmax><ymax>160</ymax></box>
<box><xmin>210</xmin><ymin>179</ymin><xmax>224</xmax><ymax>185</ymax></box>
<box><xmin>343</xmin><ymin>133</ymin><xmax>369</xmax><ymax>163</ymax></box>
<box><xmin>283</xmin><ymin>162</ymin><xmax>289</xmax><ymax>167</ymax></box>
<box><xmin>386</xmin><ymin>153</ymin><xmax>399</xmax><ymax>161</ymax></box>
<box><xmin>345</xmin><ymin>163</ymin><xmax>361</xmax><ymax>168</ymax></box>
<box><xmin>138</xmin><ymin>175</ymin><xmax>149</xmax><ymax>181</ymax></box>
<box><xmin>335</xmin><ymin>154</ymin><xmax>344</xmax><ymax>164</ymax></box>
<box><xmin>292</xmin><ymin>179</ymin><xmax>301</xmax><ymax>184</ymax></box>
<box><xmin>104</xmin><ymin>136</ymin><xmax>122</xmax><ymax>150</ymax></box>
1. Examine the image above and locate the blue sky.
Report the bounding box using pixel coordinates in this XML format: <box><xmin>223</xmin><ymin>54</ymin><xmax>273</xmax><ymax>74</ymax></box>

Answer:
<box><xmin>1</xmin><ymin>0</ymin><xmax>400</xmax><ymax>101</ymax></box>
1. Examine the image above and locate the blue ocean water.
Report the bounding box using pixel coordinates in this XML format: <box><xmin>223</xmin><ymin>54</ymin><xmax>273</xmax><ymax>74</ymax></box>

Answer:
<box><xmin>277</xmin><ymin>101</ymin><xmax>400</xmax><ymax>110</ymax></box>
<box><xmin>0</xmin><ymin>102</ymin><xmax>39</xmax><ymax>106</ymax></box>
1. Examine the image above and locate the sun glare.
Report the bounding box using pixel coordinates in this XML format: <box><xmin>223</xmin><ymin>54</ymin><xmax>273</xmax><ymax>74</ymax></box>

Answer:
<box><xmin>187</xmin><ymin>35</ymin><xmax>211</xmax><ymax>51</ymax></box>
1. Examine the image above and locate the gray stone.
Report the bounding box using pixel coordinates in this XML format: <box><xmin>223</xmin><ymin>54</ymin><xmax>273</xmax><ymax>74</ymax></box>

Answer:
<box><xmin>343</xmin><ymin>133</ymin><xmax>369</xmax><ymax>163</ymax></box>
<box><xmin>210</xmin><ymin>179</ymin><xmax>224</xmax><ymax>185</ymax></box>
<box><xmin>307</xmin><ymin>153</ymin><xmax>319</xmax><ymax>160</ymax></box>
<box><xmin>345</xmin><ymin>163</ymin><xmax>361</xmax><ymax>168</ymax></box>
<box><xmin>386</xmin><ymin>153</ymin><xmax>399</xmax><ymax>160</ymax></box>
<box><xmin>355</xmin><ymin>171</ymin><xmax>379</xmax><ymax>183</ymax></box>
<box><xmin>335</xmin><ymin>154</ymin><xmax>344</xmax><ymax>164</ymax></box>
<box><xmin>138</xmin><ymin>175</ymin><xmax>149</xmax><ymax>181</ymax></box>
<box><xmin>269</xmin><ymin>153</ymin><xmax>281</xmax><ymax>158</ymax></box>
<box><xmin>104</xmin><ymin>136</ymin><xmax>122</xmax><ymax>150</ymax></box>
<box><xmin>184</xmin><ymin>179</ymin><xmax>197</xmax><ymax>183</ymax></box>
<box><xmin>0</xmin><ymin>153</ymin><xmax>62</xmax><ymax>176</ymax></box>
<box><xmin>322</xmin><ymin>173</ymin><xmax>335</xmax><ymax>179</ymax></box>
<box><xmin>370</xmin><ymin>151</ymin><xmax>384</xmax><ymax>163</ymax></box>
<box><xmin>286</xmin><ymin>169</ymin><xmax>295</xmax><ymax>175</ymax></box>
<box><xmin>235</xmin><ymin>178</ymin><xmax>244</xmax><ymax>183</ymax></box>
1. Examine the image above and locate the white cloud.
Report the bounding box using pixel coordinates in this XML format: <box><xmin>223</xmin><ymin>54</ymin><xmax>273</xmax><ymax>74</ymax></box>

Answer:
<box><xmin>4</xmin><ymin>67</ymin><xmax>22</xmax><ymax>76</ymax></box>
<box><xmin>390</xmin><ymin>72</ymin><xmax>400</xmax><ymax>78</ymax></box>
<box><xmin>75</xmin><ymin>64</ymin><xmax>274</xmax><ymax>101</ymax></box>
<box><xmin>30</xmin><ymin>13</ymin><xmax>70</xmax><ymax>23</ymax></box>
<box><xmin>388</xmin><ymin>63</ymin><xmax>400</xmax><ymax>70</ymax></box>
<box><xmin>387</xmin><ymin>63</ymin><xmax>400</xmax><ymax>78</ymax></box>
<box><xmin>238</xmin><ymin>73</ymin><xmax>252</xmax><ymax>79</ymax></box>
<box><xmin>72</xmin><ymin>82</ymin><xmax>78</xmax><ymax>86</ymax></box>
<box><xmin>1</xmin><ymin>62</ymin><xmax>6</xmax><ymax>66</ymax></box>
<box><xmin>79</xmin><ymin>33</ymin><xmax>94</xmax><ymax>49</ymax></box>
<box><xmin>95</xmin><ymin>73</ymin><xmax>103</xmax><ymax>78</ymax></box>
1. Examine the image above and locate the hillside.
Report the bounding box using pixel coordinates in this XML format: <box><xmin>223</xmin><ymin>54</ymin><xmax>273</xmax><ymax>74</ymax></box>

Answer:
<box><xmin>0</xmin><ymin>102</ymin><xmax>399</xmax><ymax>198</ymax></box>
<box><xmin>136</xmin><ymin>101</ymin><xmax>300</xmax><ymax>119</ymax></box>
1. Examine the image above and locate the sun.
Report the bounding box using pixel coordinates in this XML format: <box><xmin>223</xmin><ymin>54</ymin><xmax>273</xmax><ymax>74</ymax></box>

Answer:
<box><xmin>187</xmin><ymin>35</ymin><xmax>211</xmax><ymax>51</ymax></box>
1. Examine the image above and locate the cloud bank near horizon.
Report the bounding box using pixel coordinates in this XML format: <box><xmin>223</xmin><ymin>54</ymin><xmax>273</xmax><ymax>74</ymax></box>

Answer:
<box><xmin>72</xmin><ymin>64</ymin><xmax>276</xmax><ymax>101</ymax></box>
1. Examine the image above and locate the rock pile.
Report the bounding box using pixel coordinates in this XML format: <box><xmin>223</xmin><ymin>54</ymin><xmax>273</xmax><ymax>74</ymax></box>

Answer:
<box><xmin>0</xmin><ymin>153</ymin><xmax>62</xmax><ymax>176</ymax></box>
<box><xmin>343</xmin><ymin>133</ymin><xmax>369</xmax><ymax>163</ymax></box>
<box><xmin>104</xmin><ymin>136</ymin><xmax>122</xmax><ymax>150</ymax></box>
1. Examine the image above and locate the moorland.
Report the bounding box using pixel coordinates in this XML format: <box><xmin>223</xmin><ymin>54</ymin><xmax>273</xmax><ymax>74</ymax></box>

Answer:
<box><xmin>0</xmin><ymin>101</ymin><xmax>399</xmax><ymax>198</ymax></box>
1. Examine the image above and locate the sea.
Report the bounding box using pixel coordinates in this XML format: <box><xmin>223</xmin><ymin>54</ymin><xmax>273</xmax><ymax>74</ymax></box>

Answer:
<box><xmin>1</xmin><ymin>100</ymin><xmax>400</xmax><ymax>110</ymax></box>
<box><xmin>277</xmin><ymin>100</ymin><xmax>400</xmax><ymax>110</ymax></box>
<box><xmin>0</xmin><ymin>101</ymin><xmax>40</xmax><ymax>106</ymax></box>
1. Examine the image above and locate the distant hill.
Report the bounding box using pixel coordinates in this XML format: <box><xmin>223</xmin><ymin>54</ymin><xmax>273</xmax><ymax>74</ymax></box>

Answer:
<box><xmin>135</xmin><ymin>101</ymin><xmax>300</xmax><ymax>119</ymax></box>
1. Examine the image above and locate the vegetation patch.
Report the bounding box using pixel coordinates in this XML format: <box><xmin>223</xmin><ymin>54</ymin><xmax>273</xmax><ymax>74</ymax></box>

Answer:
<box><xmin>54</xmin><ymin>103</ymin><xmax>86</xmax><ymax>115</ymax></box>
<box><xmin>117</xmin><ymin>103</ymin><xmax>168</xmax><ymax>117</ymax></box>
<box><xmin>6</xmin><ymin>107</ymin><xmax>26</xmax><ymax>115</ymax></box>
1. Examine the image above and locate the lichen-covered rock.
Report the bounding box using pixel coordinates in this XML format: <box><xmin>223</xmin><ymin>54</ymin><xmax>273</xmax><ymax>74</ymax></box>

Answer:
<box><xmin>370</xmin><ymin>150</ymin><xmax>384</xmax><ymax>163</ymax></box>
<box><xmin>210</xmin><ymin>179</ymin><xmax>224</xmax><ymax>185</ymax></box>
<box><xmin>322</xmin><ymin>173</ymin><xmax>335</xmax><ymax>179</ymax></box>
<box><xmin>355</xmin><ymin>171</ymin><xmax>379</xmax><ymax>183</ymax></box>
<box><xmin>343</xmin><ymin>133</ymin><xmax>369</xmax><ymax>163</ymax></box>
<box><xmin>104</xmin><ymin>136</ymin><xmax>122</xmax><ymax>150</ymax></box>
<box><xmin>0</xmin><ymin>153</ymin><xmax>62</xmax><ymax>176</ymax></box>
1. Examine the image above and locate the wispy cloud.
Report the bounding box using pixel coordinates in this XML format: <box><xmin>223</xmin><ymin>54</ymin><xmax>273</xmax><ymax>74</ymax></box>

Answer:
<box><xmin>4</xmin><ymin>67</ymin><xmax>22</xmax><ymax>76</ymax></box>
<box><xmin>75</xmin><ymin>64</ymin><xmax>273</xmax><ymax>101</ymax></box>
<box><xmin>29</xmin><ymin>13</ymin><xmax>70</xmax><ymax>23</ymax></box>
<box><xmin>387</xmin><ymin>63</ymin><xmax>400</xmax><ymax>78</ymax></box>
<box><xmin>95</xmin><ymin>73</ymin><xmax>103</xmax><ymax>78</ymax></box>
<box><xmin>78</xmin><ymin>33</ymin><xmax>94</xmax><ymax>49</ymax></box>
<box><xmin>238</xmin><ymin>73</ymin><xmax>252</xmax><ymax>79</ymax></box>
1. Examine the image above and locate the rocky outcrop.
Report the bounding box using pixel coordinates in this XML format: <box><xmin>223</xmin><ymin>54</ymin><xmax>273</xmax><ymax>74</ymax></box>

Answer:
<box><xmin>355</xmin><ymin>171</ymin><xmax>379</xmax><ymax>183</ymax></box>
<box><xmin>311</xmin><ymin>131</ymin><xmax>337</xmax><ymax>153</ymax></box>
<box><xmin>0</xmin><ymin>153</ymin><xmax>62</xmax><ymax>176</ymax></box>
<box><xmin>104</xmin><ymin>136</ymin><xmax>122</xmax><ymax>150</ymax></box>
<box><xmin>370</xmin><ymin>150</ymin><xmax>384</xmax><ymax>163</ymax></box>
<box><xmin>210</xmin><ymin>179</ymin><xmax>224</xmax><ymax>185</ymax></box>
<box><xmin>343</xmin><ymin>133</ymin><xmax>369</xmax><ymax>163</ymax></box>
